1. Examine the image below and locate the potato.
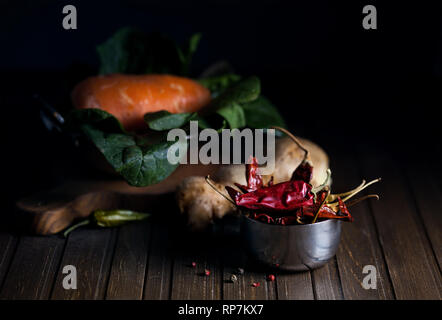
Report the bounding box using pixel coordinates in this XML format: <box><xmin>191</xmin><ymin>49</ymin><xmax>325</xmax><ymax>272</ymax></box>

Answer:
<box><xmin>176</xmin><ymin>136</ymin><xmax>329</xmax><ymax>230</ymax></box>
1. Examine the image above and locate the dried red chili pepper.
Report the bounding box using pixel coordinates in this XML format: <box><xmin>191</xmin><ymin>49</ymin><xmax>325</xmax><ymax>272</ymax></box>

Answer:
<box><xmin>246</xmin><ymin>157</ymin><xmax>263</xmax><ymax>191</ymax></box>
<box><xmin>225</xmin><ymin>186</ymin><xmax>241</xmax><ymax>203</ymax></box>
<box><xmin>232</xmin><ymin>180</ymin><xmax>314</xmax><ymax>212</ymax></box>
<box><xmin>252</xmin><ymin>213</ymin><xmax>275</xmax><ymax>224</ymax></box>
<box><xmin>300</xmin><ymin>198</ymin><xmax>353</xmax><ymax>222</ymax></box>
<box><xmin>275</xmin><ymin>216</ymin><xmax>297</xmax><ymax>225</ymax></box>
<box><xmin>337</xmin><ymin>197</ymin><xmax>353</xmax><ymax>222</ymax></box>
<box><xmin>291</xmin><ymin>161</ymin><xmax>313</xmax><ymax>183</ymax></box>
<box><xmin>234</xmin><ymin>157</ymin><xmax>263</xmax><ymax>193</ymax></box>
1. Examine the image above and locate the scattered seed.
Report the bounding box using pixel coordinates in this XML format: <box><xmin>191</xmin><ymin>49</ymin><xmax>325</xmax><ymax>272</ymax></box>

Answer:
<box><xmin>252</xmin><ymin>282</ymin><xmax>260</xmax><ymax>287</ymax></box>
<box><xmin>204</xmin><ymin>269</ymin><xmax>211</xmax><ymax>276</ymax></box>
<box><xmin>230</xmin><ymin>274</ymin><xmax>238</xmax><ymax>282</ymax></box>
<box><xmin>267</xmin><ymin>274</ymin><xmax>275</xmax><ymax>281</ymax></box>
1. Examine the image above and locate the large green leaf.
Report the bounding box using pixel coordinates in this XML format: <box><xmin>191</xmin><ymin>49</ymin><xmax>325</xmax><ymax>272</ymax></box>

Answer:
<box><xmin>67</xmin><ymin>108</ymin><xmax>126</xmax><ymax>133</ymax></box>
<box><xmin>144</xmin><ymin>111</ymin><xmax>196</xmax><ymax>131</ymax></box>
<box><xmin>177</xmin><ymin>33</ymin><xmax>202</xmax><ymax>75</ymax></box>
<box><xmin>210</xmin><ymin>76</ymin><xmax>260</xmax><ymax>129</ymax></box>
<box><xmin>82</xmin><ymin>125</ymin><xmax>182</xmax><ymax>186</ymax></box>
<box><xmin>211</xmin><ymin>76</ymin><xmax>260</xmax><ymax>109</ymax></box>
<box><xmin>198</xmin><ymin>74</ymin><xmax>242</xmax><ymax>97</ymax></box>
<box><xmin>97</xmin><ymin>27</ymin><xmax>200</xmax><ymax>76</ymax></box>
<box><xmin>68</xmin><ymin>109</ymin><xmax>184</xmax><ymax>187</ymax></box>
<box><xmin>242</xmin><ymin>96</ymin><xmax>287</xmax><ymax>128</ymax></box>
<box><xmin>216</xmin><ymin>103</ymin><xmax>246</xmax><ymax>129</ymax></box>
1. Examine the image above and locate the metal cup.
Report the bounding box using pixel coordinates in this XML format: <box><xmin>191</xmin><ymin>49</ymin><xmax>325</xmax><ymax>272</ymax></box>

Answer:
<box><xmin>241</xmin><ymin>215</ymin><xmax>342</xmax><ymax>271</ymax></box>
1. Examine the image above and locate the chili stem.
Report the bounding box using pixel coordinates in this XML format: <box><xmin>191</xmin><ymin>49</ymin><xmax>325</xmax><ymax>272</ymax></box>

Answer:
<box><xmin>328</xmin><ymin>178</ymin><xmax>381</xmax><ymax>208</ymax></box>
<box><xmin>205</xmin><ymin>175</ymin><xmax>236</xmax><ymax>205</ymax></box>
<box><xmin>312</xmin><ymin>187</ymin><xmax>330</xmax><ymax>224</ymax></box>
<box><xmin>346</xmin><ymin>194</ymin><xmax>379</xmax><ymax>208</ymax></box>
<box><xmin>271</xmin><ymin>126</ymin><xmax>309</xmax><ymax>161</ymax></box>
<box><xmin>327</xmin><ymin>179</ymin><xmax>366</xmax><ymax>202</ymax></box>
<box><xmin>63</xmin><ymin>219</ymin><xmax>91</xmax><ymax>238</ymax></box>
<box><xmin>296</xmin><ymin>216</ymin><xmax>305</xmax><ymax>225</ymax></box>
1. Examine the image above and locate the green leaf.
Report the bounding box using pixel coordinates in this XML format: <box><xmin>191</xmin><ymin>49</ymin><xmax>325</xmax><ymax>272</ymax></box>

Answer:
<box><xmin>198</xmin><ymin>74</ymin><xmax>242</xmax><ymax>97</ymax></box>
<box><xmin>216</xmin><ymin>103</ymin><xmax>246</xmax><ymax>129</ymax></box>
<box><xmin>192</xmin><ymin>115</ymin><xmax>211</xmax><ymax>129</ymax></box>
<box><xmin>69</xmin><ymin>109</ymin><xmax>185</xmax><ymax>187</ymax></box>
<box><xmin>242</xmin><ymin>96</ymin><xmax>286</xmax><ymax>129</ymax></box>
<box><xmin>177</xmin><ymin>33</ymin><xmax>202</xmax><ymax>75</ymax></box>
<box><xmin>67</xmin><ymin>108</ymin><xmax>126</xmax><ymax>133</ymax></box>
<box><xmin>212</xmin><ymin>76</ymin><xmax>261</xmax><ymax>109</ymax></box>
<box><xmin>81</xmin><ymin>124</ymin><xmax>183</xmax><ymax>186</ymax></box>
<box><xmin>208</xmin><ymin>76</ymin><xmax>260</xmax><ymax>129</ymax></box>
<box><xmin>97</xmin><ymin>27</ymin><xmax>201</xmax><ymax>75</ymax></box>
<box><xmin>144</xmin><ymin>111</ymin><xmax>196</xmax><ymax>131</ymax></box>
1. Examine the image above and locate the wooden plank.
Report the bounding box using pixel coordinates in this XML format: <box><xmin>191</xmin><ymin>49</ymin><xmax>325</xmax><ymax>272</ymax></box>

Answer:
<box><xmin>143</xmin><ymin>222</ymin><xmax>173</xmax><ymax>300</ymax></box>
<box><xmin>223</xmin><ymin>261</ymin><xmax>276</xmax><ymax>300</ymax></box>
<box><xmin>311</xmin><ymin>258</ymin><xmax>343</xmax><ymax>300</ymax></box>
<box><xmin>106</xmin><ymin>221</ymin><xmax>150</xmax><ymax>300</ymax></box>
<box><xmin>0</xmin><ymin>235</ymin><xmax>64</xmax><ymax>299</ymax></box>
<box><xmin>276</xmin><ymin>271</ymin><xmax>314</xmax><ymax>300</ymax></box>
<box><xmin>170</xmin><ymin>232</ymin><xmax>222</xmax><ymax>300</ymax></box>
<box><xmin>404</xmin><ymin>157</ymin><xmax>442</xmax><ymax>269</ymax></box>
<box><xmin>222</xmin><ymin>233</ymin><xmax>277</xmax><ymax>300</ymax></box>
<box><xmin>357</xmin><ymin>147</ymin><xmax>442</xmax><ymax>299</ymax></box>
<box><xmin>51</xmin><ymin>228</ymin><xmax>117</xmax><ymax>300</ymax></box>
<box><xmin>0</xmin><ymin>232</ymin><xmax>18</xmax><ymax>292</ymax></box>
<box><xmin>330</xmin><ymin>151</ymin><xmax>395</xmax><ymax>300</ymax></box>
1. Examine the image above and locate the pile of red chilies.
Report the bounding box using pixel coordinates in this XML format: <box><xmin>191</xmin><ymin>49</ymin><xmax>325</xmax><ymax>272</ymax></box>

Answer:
<box><xmin>223</xmin><ymin>155</ymin><xmax>380</xmax><ymax>225</ymax></box>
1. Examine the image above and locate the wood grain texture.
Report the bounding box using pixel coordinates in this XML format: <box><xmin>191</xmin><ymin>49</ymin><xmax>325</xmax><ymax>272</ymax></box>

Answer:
<box><xmin>106</xmin><ymin>221</ymin><xmax>150</xmax><ymax>300</ymax></box>
<box><xmin>170</xmin><ymin>232</ymin><xmax>222</xmax><ymax>300</ymax></box>
<box><xmin>330</xmin><ymin>151</ymin><xmax>395</xmax><ymax>300</ymax></box>
<box><xmin>51</xmin><ymin>228</ymin><xmax>117</xmax><ymax>300</ymax></box>
<box><xmin>276</xmin><ymin>271</ymin><xmax>314</xmax><ymax>300</ymax></box>
<box><xmin>358</xmin><ymin>147</ymin><xmax>442</xmax><ymax>300</ymax></box>
<box><xmin>143</xmin><ymin>223</ymin><xmax>173</xmax><ymax>300</ymax></box>
<box><xmin>221</xmin><ymin>233</ymin><xmax>277</xmax><ymax>300</ymax></box>
<box><xmin>311</xmin><ymin>258</ymin><xmax>343</xmax><ymax>300</ymax></box>
<box><xmin>0</xmin><ymin>232</ymin><xmax>18</xmax><ymax>292</ymax></box>
<box><xmin>404</xmin><ymin>158</ymin><xmax>442</xmax><ymax>270</ymax></box>
<box><xmin>0</xmin><ymin>235</ymin><xmax>64</xmax><ymax>299</ymax></box>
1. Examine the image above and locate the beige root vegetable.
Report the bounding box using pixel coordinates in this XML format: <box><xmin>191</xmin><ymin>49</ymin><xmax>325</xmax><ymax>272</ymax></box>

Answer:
<box><xmin>176</xmin><ymin>135</ymin><xmax>330</xmax><ymax>230</ymax></box>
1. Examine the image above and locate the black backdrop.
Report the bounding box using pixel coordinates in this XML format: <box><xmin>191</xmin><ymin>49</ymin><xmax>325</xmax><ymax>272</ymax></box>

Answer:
<box><xmin>1</xmin><ymin>0</ymin><xmax>441</xmax><ymax>205</ymax></box>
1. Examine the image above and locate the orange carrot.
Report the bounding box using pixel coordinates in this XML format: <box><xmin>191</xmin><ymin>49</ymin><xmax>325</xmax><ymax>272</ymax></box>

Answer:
<box><xmin>72</xmin><ymin>74</ymin><xmax>211</xmax><ymax>131</ymax></box>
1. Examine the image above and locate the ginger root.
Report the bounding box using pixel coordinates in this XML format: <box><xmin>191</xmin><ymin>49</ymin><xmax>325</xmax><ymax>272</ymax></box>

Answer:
<box><xmin>176</xmin><ymin>136</ymin><xmax>329</xmax><ymax>230</ymax></box>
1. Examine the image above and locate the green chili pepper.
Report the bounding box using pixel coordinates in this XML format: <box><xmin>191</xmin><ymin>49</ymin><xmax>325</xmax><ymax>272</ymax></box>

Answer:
<box><xmin>63</xmin><ymin>209</ymin><xmax>151</xmax><ymax>237</ymax></box>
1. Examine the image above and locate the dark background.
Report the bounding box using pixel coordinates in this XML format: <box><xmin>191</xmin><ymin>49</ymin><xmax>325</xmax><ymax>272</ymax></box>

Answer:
<box><xmin>1</xmin><ymin>0</ymin><xmax>441</xmax><ymax>204</ymax></box>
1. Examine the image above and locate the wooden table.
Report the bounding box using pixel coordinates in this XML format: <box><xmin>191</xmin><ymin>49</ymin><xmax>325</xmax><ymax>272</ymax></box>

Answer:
<box><xmin>0</xmin><ymin>145</ymin><xmax>441</xmax><ymax>300</ymax></box>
